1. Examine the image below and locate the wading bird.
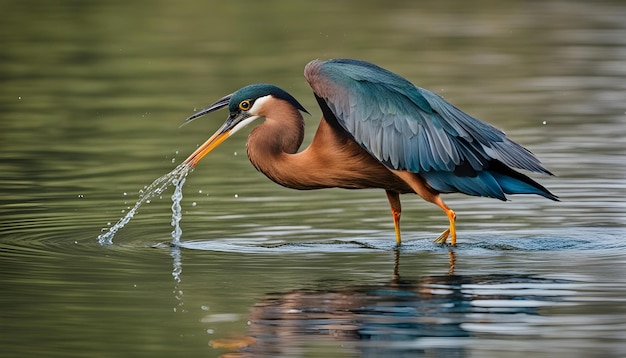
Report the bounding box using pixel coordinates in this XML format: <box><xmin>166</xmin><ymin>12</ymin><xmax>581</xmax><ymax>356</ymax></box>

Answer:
<box><xmin>182</xmin><ymin>59</ymin><xmax>558</xmax><ymax>246</ymax></box>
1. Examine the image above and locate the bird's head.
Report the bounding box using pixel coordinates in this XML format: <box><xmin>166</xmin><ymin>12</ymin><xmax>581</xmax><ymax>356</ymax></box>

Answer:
<box><xmin>182</xmin><ymin>84</ymin><xmax>308</xmax><ymax>167</ymax></box>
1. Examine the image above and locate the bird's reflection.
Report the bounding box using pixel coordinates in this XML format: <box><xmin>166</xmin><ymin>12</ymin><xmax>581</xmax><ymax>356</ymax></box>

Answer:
<box><xmin>215</xmin><ymin>249</ymin><xmax>573</xmax><ymax>357</ymax></box>
<box><xmin>165</xmin><ymin>245</ymin><xmax>574</xmax><ymax>356</ymax></box>
<box><xmin>393</xmin><ymin>249</ymin><xmax>456</xmax><ymax>279</ymax></box>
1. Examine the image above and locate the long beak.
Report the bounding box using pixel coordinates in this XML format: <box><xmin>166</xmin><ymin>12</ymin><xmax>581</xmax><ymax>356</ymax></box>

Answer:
<box><xmin>180</xmin><ymin>93</ymin><xmax>233</xmax><ymax>127</ymax></box>
<box><xmin>180</xmin><ymin>94</ymin><xmax>232</xmax><ymax>167</ymax></box>
<box><xmin>183</xmin><ymin>121</ymin><xmax>231</xmax><ymax>167</ymax></box>
<box><xmin>182</xmin><ymin>96</ymin><xmax>260</xmax><ymax>167</ymax></box>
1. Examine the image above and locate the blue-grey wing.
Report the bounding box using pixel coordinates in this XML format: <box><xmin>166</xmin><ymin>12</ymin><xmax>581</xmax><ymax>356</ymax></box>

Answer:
<box><xmin>304</xmin><ymin>59</ymin><xmax>555</xmax><ymax>200</ymax></box>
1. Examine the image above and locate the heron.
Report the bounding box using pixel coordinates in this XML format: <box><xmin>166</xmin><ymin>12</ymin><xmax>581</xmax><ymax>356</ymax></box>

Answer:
<box><xmin>181</xmin><ymin>59</ymin><xmax>558</xmax><ymax>246</ymax></box>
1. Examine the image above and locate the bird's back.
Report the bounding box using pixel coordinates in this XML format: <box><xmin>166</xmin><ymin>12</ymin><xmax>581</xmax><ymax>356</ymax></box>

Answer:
<box><xmin>304</xmin><ymin>59</ymin><xmax>557</xmax><ymax>201</ymax></box>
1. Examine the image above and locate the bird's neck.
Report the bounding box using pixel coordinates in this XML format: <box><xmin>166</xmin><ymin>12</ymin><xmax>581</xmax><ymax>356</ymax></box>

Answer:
<box><xmin>246</xmin><ymin>101</ymin><xmax>310</xmax><ymax>189</ymax></box>
<box><xmin>247</xmin><ymin>107</ymin><xmax>406</xmax><ymax>191</ymax></box>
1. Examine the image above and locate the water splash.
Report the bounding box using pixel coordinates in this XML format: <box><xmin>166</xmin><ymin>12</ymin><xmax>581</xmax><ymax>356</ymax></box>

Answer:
<box><xmin>170</xmin><ymin>174</ymin><xmax>187</xmax><ymax>246</ymax></box>
<box><xmin>170</xmin><ymin>245</ymin><xmax>185</xmax><ymax>313</ymax></box>
<box><xmin>97</xmin><ymin>162</ymin><xmax>192</xmax><ymax>245</ymax></box>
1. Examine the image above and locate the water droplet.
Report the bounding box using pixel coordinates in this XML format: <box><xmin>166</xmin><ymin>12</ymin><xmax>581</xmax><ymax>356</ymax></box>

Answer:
<box><xmin>98</xmin><ymin>163</ymin><xmax>192</xmax><ymax>245</ymax></box>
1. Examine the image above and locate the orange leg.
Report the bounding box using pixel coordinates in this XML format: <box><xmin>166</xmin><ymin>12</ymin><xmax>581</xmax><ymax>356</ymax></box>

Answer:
<box><xmin>385</xmin><ymin>190</ymin><xmax>402</xmax><ymax>246</ymax></box>
<box><xmin>434</xmin><ymin>206</ymin><xmax>456</xmax><ymax>246</ymax></box>
<box><xmin>390</xmin><ymin>170</ymin><xmax>458</xmax><ymax>246</ymax></box>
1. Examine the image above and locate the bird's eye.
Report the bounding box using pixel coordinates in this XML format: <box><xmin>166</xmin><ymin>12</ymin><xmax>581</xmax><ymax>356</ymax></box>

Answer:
<box><xmin>238</xmin><ymin>100</ymin><xmax>251</xmax><ymax>111</ymax></box>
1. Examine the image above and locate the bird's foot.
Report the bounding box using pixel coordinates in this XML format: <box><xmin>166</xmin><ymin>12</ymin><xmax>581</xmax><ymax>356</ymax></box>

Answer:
<box><xmin>434</xmin><ymin>229</ymin><xmax>457</xmax><ymax>246</ymax></box>
<box><xmin>435</xmin><ymin>209</ymin><xmax>457</xmax><ymax>246</ymax></box>
<box><xmin>434</xmin><ymin>229</ymin><xmax>450</xmax><ymax>244</ymax></box>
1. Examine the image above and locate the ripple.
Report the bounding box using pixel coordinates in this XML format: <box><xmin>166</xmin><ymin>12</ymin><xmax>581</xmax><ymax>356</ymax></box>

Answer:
<box><xmin>172</xmin><ymin>227</ymin><xmax>625</xmax><ymax>254</ymax></box>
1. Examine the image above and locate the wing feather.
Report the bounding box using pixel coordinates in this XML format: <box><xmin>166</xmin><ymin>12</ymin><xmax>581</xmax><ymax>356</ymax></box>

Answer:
<box><xmin>304</xmin><ymin>59</ymin><xmax>554</xmax><ymax>199</ymax></box>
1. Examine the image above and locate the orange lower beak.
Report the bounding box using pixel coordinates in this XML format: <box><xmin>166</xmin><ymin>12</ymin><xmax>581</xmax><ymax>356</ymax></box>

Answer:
<box><xmin>183</xmin><ymin>129</ymin><xmax>231</xmax><ymax>167</ymax></box>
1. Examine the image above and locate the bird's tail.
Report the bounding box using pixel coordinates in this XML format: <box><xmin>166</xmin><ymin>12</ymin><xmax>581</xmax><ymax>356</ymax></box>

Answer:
<box><xmin>491</xmin><ymin>161</ymin><xmax>559</xmax><ymax>201</ymax></box>
<box><xmin>422</xmin><ymin>160</ymin><xmax>559</xmax><ymax>201</ymax></box>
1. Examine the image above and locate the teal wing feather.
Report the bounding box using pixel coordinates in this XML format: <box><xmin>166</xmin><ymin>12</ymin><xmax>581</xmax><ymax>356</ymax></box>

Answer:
<box><xmin>304</xmin><ymin>59</ymin><xmax>557</xmax><ymax>201</ymax></box>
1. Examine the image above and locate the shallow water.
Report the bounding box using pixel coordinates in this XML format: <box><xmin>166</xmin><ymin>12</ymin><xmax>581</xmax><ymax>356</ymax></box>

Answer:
<box><xmin>1</xmin><ymin>1</ymin><xmax>625</xmax><ymax>357</ymax></box>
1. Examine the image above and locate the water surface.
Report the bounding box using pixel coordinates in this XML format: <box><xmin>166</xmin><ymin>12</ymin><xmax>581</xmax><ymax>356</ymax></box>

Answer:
<box><xmin>1</xmin><ymin>1</ymin><xmax>625</xmax><ymax>357</ymax></box>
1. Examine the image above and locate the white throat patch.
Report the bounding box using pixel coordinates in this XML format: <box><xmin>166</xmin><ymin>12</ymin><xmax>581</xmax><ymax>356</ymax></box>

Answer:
<box><xmin>248</xmin><ymin>95</ymin><xmax>272</xmax><ymax>115</ymax></box>
<box><xmin>229</xmin><ymin>115</ymin><xmax>260</xmax><ymax>137</ymax></box>
<box><xmin>228</xmin><ymin>94</ymin><xmax>272</xmax><ymax>137</ymax></box>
